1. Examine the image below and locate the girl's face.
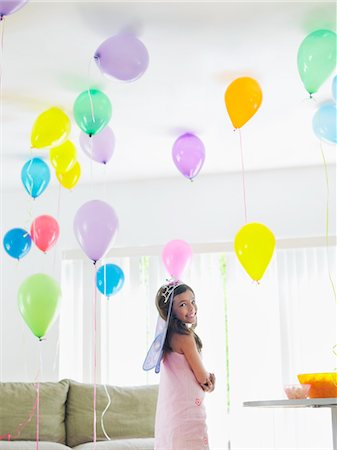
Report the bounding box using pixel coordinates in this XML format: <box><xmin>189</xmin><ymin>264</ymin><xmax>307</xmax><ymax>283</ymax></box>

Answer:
<box><xmin>172</xmin><ymin>289</ymin><xmax>197</xmax><ymax>325</ymax></box>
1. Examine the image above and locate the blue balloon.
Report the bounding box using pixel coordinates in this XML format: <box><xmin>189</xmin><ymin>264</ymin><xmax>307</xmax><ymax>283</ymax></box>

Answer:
<box><xmin>332</xmin><ymin>75</ymin><xmax>337</xmax><ymax>103</ymax></box>
<box><xmin>312</xmin><ymin>103</ymin><xmax>337</xmax><ymax>144</ymax></box>
<box><xmin>96</xmin><ymin>263</ymin><xmax>125</xmax><ymax>297</ymax></box>
<box><xmin>3</xmin><ymin>228</ymin><xmax>32</xmax><ymax>260</ymax></box>
<box><xmin>21</xmin><ymin>157</ymin><xmax>50</xmax><ymax>198</ymax></box>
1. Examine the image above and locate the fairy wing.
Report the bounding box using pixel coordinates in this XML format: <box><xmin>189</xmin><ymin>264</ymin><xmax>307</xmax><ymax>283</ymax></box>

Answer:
<box><xmin>142</xmin><ymin>281</ymin><xmax>179</xmax><ymax>373</ymax></box>
<box><xmin>142</xmin><ymin>316</ymin><xmax>167</xmax><ymax>372</ymax></box>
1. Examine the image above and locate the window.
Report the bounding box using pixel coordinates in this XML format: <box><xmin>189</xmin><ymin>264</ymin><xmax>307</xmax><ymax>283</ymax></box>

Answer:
<box><xmin>60</xmin><ymin>241</ymin><xmax>336</xmax><ymax>449</ymax></box>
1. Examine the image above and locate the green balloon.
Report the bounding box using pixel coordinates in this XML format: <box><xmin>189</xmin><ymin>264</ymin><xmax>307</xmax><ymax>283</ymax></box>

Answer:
<box><xmin>297</xmin><ymin>29</ymin><xmax>337</xmax><ymax>95</ymax></box>
<box><xmin>73</xmin><ymin>89</ymin><xmax>112</xmax><ymax>136</ymax></box>
<box><xmin>18</xmin><ymin>273</ymin><xmax>61</xmax><ymax>340</ymax></box>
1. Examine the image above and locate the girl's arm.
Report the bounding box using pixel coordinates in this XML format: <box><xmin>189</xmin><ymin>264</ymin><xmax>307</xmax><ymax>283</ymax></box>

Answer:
<box><xmin>173</xmin><ymin>333</ymin><xmax>210</xmax><ymax>385</ymax></box>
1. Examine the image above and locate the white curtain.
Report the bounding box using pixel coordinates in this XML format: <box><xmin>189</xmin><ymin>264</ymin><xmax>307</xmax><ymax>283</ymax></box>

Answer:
<box><xmin>59</xmin><ymin>243</ymin><xmax>336</xmax><ymax>450</ymax></box>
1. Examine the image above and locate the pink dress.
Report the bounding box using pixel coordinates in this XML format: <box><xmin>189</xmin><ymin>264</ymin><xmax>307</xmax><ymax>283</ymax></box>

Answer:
<box><xmin>154</xmin><ymin>352</ymin><xmax>209</xmax><ymax>450</ymax></box>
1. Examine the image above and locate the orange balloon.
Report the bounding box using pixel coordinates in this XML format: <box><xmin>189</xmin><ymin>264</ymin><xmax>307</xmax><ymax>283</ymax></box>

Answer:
<box><xmin>224</xmin><ymin>77</ymin><xmax>262</xmax><ymax>129</ymax></box>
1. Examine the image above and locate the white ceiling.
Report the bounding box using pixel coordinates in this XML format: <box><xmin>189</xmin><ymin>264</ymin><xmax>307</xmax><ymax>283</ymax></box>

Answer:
<box><xmin>1</xmin><ymin>0</ymin><xmax>336</xmax><ymax>188</ymax></box>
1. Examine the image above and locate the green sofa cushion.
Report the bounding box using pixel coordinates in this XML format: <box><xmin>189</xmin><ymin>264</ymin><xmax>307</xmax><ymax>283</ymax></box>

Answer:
<box><xmin>0</xmin><ymin>442</ymin><xmax>72</xmax><ymax>450</ymax></box>
<box><xmin>0</xmin><ymin>380</ymin><xmax>69</xmax><ymax>444</ymax></box>
<box><xmin>66</xmin><ymin>381</ymin><xmax>158</xmax><ymax>447</ymax></box>
<box><xmin>73</xmin><ymin>438</ymin><xmax>154</xmax><ymax>450</ymax></box>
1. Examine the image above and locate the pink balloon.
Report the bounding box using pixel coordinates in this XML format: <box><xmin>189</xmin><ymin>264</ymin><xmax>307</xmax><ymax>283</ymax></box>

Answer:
<box><xmin>73</xmin><ymin>200</ymin><xmax>118</xmax><ymax>263</ymax></box>
<box><xmin>79</xmin><ymin>126</ymin><xmax>115</xmax><ymax>164</ymax></box>
<box><xmin>0</xmin><ymin>0</ymin><xmax>28</xmax><ymax>17</ymax></box>
<box><xmin>30</xmin><ymin>215</ymin><xmax>60</xmax><ymax>253</ymax></box>
<box><xmin>94</xmin><ymin>33</ymin><xmax>149</xmax><ymax>82</ymax></box>
<box><xmin>162</xmin><ymin>240</ymin><xmax>193</xmax><ymax>280</ymax></box>
<box><xmin>172</xmin><ymin>133</ymin><xmax>205</xmax><ymax>181</ymax></box>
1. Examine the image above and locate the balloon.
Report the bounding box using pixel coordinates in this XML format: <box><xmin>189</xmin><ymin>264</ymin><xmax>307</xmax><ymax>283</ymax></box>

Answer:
<box><xmin>31</xmin><ymin>107</ymin><xmax>71</xmax><ymax>149</ymax></box>
<box><xmin>96</xmin><ymin>263</ymin><xmax>125</xmax><ymax>297</ymax></box>
<box><xmin>332</xmin><ymin>75</ymin><xmax>337</xmax><ymax>102</ymax></box>
<box><xmin>297</xmin><ymin>29</ymin><xmax>337</xmax><ymax>95</ymax></box>
<box><xmin>49</xmin><ymin>140</ymin><xmax>77</xmax><ymax>174</ymax></box>
<box><xmin>312</xmin><ymin>103</ymin><xmax>337</xmax><ymax>144</ymax></box>
<box><xmin>56</xmin><ymin>161</ymin><xmax>81</xmax><ymax>190</ymax></box>
<box><xmin>172</xmin><ymin>133</ymin><xmax>205</xmax><ymax>181</ymax></box>
<box><xmin>30</xmin><ymin>215</ymin><xmax>60</xmax><ymax>253</ymax></box>
<box><xmin>0</xmin><ymin>0</ymin><xmax>28</xmax><ymax>17</ymax></box>
<box><xmin>73</xmin><ymin>89</ymin><xmax>112</xmax><ymax>136</ymax></box>
<box><xmin>94</xmin><ymin>33</ymin><xmax>149</xmax><ymax>82</ymax></box>
<box><xmin>79</xmin><ymin>126</ymin><xmax>115</xmax><ymax>164</ymax></box>
<box><xmin>234</xmin><ymin>222</ymin><xmax>275</xmax><ymax>282</ymax></box>
<box><xmin>73</xmin><ymin>200</ymin><xmax>119</xmax><ymax>263</ymax></box>
<box><xmin>162</xmin><ymin>239</ymin><xmax>192</xmax><ymax>280</ymax></box>
<box><xmin>224</xmin><ymin>77</ymin><xmax>262</xmax><ymax>129</ymax></box>
<box><xmin>18</xmin><ymin>273</ymin><xmax>61</xmax><ymax>339</ymax></box>
<box><xmin>3</xmin><ymin>228</ymin><xmax>31</xmax><ymax>260</ymax></box>
<box><xmin>21</xmin><ymin>157</ymin><xmax>50</xmax><ymax>198</ymax></box>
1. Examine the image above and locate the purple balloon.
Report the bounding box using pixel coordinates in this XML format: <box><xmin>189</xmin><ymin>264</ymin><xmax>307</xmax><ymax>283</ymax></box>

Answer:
<box><xmin>0</xmin><ymin>0</ymin><xmax>28</xmax><ymax>17</ymax></box>
<box><xmin>94</xmin><ymin>33</ymin><xmax>149</xmax><ymax>82</ymax></box>
<box><xmin>172</xmin><ymin>133</ymin><xmax>205</xmax><ymax>180</ymax></box>
<box><xmin>73</xmin><ymin>200</ymin><xmax>119</xmax><ymax>263</ymax></box>
<box><xmin>80</xmin><ymin>127</ymin><xmax>115</xmax><ymax>164</ymax></box>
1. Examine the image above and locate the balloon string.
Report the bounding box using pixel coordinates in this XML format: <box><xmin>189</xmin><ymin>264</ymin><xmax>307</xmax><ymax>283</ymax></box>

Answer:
<box><xmin>24</xmin><ymin>148</ymin><xmax>36</xmax><ymax>239</ymax></box>
<box><xmin>219</xmin><ymin>255</ymin><xmax>231</xmax><ymax>450</ymax></box>
<box><xmin>26</xmin><ymin>151</ymin><xmax>34</xmax><ymax>197</ymax></box>
<box><xmin>0</xmin><ymin>16</ymin><xmax>4</xmax><ymax>184</ymax></box>
<box><xmin>0</xmin><ymin>358</ymin><xmax>41</xmax><ymax>442</ymax></box>
<box><xmin>101</xmin><ymin>384</ymin><xmax>112</xmax><ymax>440</ymax></box>
<box><xmin>319</xmin><ymin>140</ymin><xmax>337</xmax><ymax>372</ymax></box>
<box><xmin>52</xmin><ymin>336</ymin><xmax>60</xmax><ymax>374</ymax></box>
<box><xmin>219</xmin><ymin>255</ymin><xmax>230</xmax><ymax>413</ymax></box>
<box><xmin>319</xmin><ymin>140</ymin><xmax>337</xmax><ymax>304</ymax></box>
<box><xmin>33</xmin><ymin>192</ymin><xmax>37</xmax><ymax>247</ymax></box>
<box><xmin>35</xmin><ymin>379</ymin><xmax>40</xmax><ymax>450</ymax></box>
<box><xmin>36</xmin><ymin>340</ymin><xmax>44</xmax><ymax>450</ymax></box>
<box><xmin>104</xmin><ymin>261</ymin><xmax>107</xmax><ymax>296</ymax></box>
<box><xmin>300</xmin><ymin>95</ymin><xmax>318</xmax><ymax>105</ymax></box>
<box><xmin>333</xmin><ymin>344</ymin><xmax>337</xmax><ymax>373</ymax></box>
<box><xmin>52</xmin><ymin>184</ymin><xmax>62</xmax><ymax>275</ymax></box>
<box><xmin>0</xmin><ymin>16</ymin><xmax>4</xmax><ymax>383</ymax></box>
<box><xmin>0</xmin><ymin>392</ymin><xmax>38</xmax><ymax>441</ymax></box>
<box><xmin>104</xmin><ymin>163</ymin><xmax>108</xmax><ymax>201</ymax></box>
<box><xmin>238</xmin><ymin>129</ymin><xmax>248</xmax><ymax>224</ymax></box>
<box><xmin>93</xmin><ymin>264</ymin><xmax>98</xmax><ymax>450</ymax></box>
<box><xmin>56</xmin><ymin>182</ymin><xmax>62</xmax><ymax>220</ymax></box>
<box><xmin>25</xmin><ymin>195</ymin><xmax>35</xmax><ymax>229</ymax></box>
<box><xmin>90</xmin><ymin>158</ymin><xmax>94</xmax><ymax>199</ymax></box>
<box><xmin>87</xmin><ymin>59</ymin><xmax>96</xmax><ymax>125</ymax></box>
<box><xmin>0</xmin><ymin>16</ymin><xmax>4</xmax><ymax>116</ymax></box>
<box><xmin>141</xmin><ymin>256</ymin><xmax>150</xmax><ymax>385</ymax></box>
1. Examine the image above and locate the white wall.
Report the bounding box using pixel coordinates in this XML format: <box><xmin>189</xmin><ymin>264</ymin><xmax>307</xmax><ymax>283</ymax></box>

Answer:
<box><xmin>1</xmin><ymin>165</ymin><xmax>336</xmax><ymax>381</ymax></box>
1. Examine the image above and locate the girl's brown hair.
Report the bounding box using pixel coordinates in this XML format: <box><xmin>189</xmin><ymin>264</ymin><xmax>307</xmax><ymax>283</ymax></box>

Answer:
<box><xmin>155</xmin><ymin>283</ymin><xmax>202</xmax><ymax>354</ymax></box>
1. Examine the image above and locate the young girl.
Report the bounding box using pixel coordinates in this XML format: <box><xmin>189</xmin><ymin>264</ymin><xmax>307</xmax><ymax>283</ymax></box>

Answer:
<box><xmin>154</xmin><ymin>282</ymin><xmax>215</xmax><ymax>450</ymax></box>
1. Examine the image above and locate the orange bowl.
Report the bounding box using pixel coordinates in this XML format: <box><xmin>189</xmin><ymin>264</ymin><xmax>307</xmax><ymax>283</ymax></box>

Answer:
<box><xmin>297</xmin><ymin>372</ymin><xmax>337</xmax><ymax>398</ymax></box>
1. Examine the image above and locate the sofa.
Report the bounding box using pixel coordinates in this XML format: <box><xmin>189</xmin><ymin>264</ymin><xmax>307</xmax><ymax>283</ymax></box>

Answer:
<box><xmin>0</xmin><ymin>379</ymin><xmax>158</xmax><ymax>450</ymax></box>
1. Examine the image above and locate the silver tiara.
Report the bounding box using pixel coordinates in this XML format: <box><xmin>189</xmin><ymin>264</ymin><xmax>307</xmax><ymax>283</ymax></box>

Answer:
<box><xmin>161</xmin><ymin>280</ymin><xmax>181</xmax><ymax>303</ymax></box>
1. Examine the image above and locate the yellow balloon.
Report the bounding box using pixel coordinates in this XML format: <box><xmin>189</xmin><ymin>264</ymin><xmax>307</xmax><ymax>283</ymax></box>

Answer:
<box><xmin>31</xmin><ymin>107</ymin><xmax>71</xmax><ymax>149</ymax></box>
<box><xmin>224</xmin><ymin>77</ymin><xmax>262</xmax><ymax>129</ymax></box>
<box><xmin>234</xmin><ymin>222</ymin><xmax>275</xmax><ymax>282</ymax></box>
<box><xmin>56</xmin><ymin>161</ymin><xmax>81</xmax><ymax>189</ymax></box>
<box><xmin>50</xmin><ymin>140</ymin><xmax>77</xmax><ymax>174</ymax></box>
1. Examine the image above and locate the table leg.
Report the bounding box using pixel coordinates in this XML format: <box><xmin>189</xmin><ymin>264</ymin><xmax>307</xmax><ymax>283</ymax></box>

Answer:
<box><xmin>332</xmin><ymin>407</ymin><xmax>337</xmax><ymax>450</ymax></box>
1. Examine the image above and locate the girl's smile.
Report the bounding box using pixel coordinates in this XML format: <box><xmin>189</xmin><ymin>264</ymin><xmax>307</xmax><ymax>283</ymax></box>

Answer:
<box><xmin>172</xmin><ymin>290</ymin><xmax>197</xmax><ymax>324</ymax></box>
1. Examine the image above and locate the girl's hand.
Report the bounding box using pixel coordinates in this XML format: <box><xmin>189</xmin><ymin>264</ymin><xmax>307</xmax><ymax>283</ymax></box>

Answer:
<box><xmin>201</xmin><ymin>381</ymin><xmax>213</xmax><ymax>392</ymax></box>
<box><xmin>201</xmin><ymin>373</ymin><xmax>216</xmax><ymax>392</ymax></box>
<box><xmin>209</xmin><ymin>372</ymin><xmax>216</xmax><ymax>390</ymax></box>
